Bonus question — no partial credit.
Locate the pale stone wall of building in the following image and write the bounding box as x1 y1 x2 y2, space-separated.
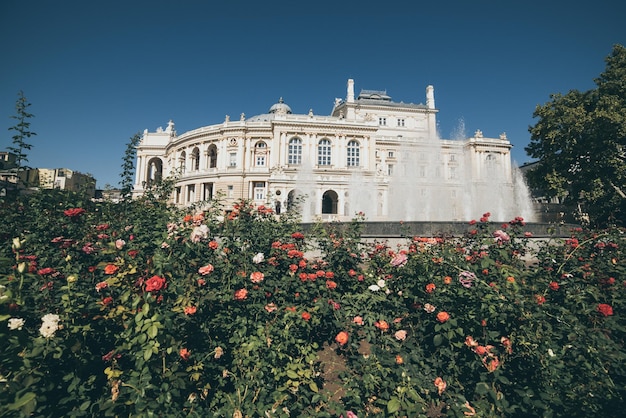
133 79 527 222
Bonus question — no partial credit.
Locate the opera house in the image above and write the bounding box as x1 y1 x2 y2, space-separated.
133 79 531 222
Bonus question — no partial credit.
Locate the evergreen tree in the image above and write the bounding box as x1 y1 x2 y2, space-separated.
526 44 626 227
6 91 36 172
119 132 141 199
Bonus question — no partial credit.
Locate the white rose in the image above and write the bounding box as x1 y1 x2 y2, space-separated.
8 318 25 330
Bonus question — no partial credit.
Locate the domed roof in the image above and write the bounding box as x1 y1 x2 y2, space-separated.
268 97 292 114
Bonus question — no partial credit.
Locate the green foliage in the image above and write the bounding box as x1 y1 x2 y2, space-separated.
526 44 626 227
0 194 625 417
119 133 142 199
6 91 36 175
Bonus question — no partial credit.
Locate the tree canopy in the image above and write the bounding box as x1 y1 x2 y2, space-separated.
526 44 626 227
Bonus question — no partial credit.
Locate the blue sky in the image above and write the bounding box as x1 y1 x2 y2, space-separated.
1 0 624 189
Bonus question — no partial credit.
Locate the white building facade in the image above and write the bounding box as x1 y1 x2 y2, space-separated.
133 79 529 222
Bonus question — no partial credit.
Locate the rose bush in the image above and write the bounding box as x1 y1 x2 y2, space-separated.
0 191 624 417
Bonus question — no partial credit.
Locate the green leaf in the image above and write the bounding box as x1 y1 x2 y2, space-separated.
144 347 153 361
387 397 401 413
147 324 158 339
433 334 443 346
286 370 298 379
476 382 490 395
309 381 319 393
8 392 36 410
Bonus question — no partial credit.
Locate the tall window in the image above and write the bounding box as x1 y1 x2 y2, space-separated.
208 145 217 168
379 117 387 126
253 181 265 200
255 141 267 167
347 140 360 167
397 118 405 127
179 151 186 173
318 139 331 166
288 137 302 165
229 152 237 167
191 147 200 171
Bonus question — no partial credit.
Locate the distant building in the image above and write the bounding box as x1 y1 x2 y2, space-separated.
0 152 19 196
20 168 96 197
0 151 17 170
94 188 123 203
133 79 534 222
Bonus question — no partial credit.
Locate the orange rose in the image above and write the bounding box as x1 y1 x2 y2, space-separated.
374 320 389 331
335 331 349 346
184 306 197 315
326 280 337 289
208 240 219 250
198 264 214 275
434 377 447 395
179 348 190 361
395 355 404 364
443 276 452 284
436 311 450 323
426 283 436 293
301 312 311 321
250 271 265 283
234 288 248 300
104 264 119 275
475 345 487 355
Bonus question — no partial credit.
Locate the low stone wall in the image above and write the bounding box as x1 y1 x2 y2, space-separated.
301 221 579 238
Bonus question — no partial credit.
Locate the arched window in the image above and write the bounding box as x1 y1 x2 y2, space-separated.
208 145 217 168
146 157 163 185
347 140 360 167
322 190 338 214
179 151 186 173
288 137 302 165
318 138 331 166
191 147 200 171
255 141 267 167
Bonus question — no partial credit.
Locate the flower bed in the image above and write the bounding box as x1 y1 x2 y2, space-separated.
1 192 624 417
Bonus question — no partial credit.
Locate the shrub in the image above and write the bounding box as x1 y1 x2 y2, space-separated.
1 194 624 417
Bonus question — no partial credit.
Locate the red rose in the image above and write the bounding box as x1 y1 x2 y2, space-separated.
63 207 86 217
145 275 166 292
104 264 119 275
301 312 311 321
37 267 55 275
549 281 559 291
597 303 614 317
326 280 337 290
